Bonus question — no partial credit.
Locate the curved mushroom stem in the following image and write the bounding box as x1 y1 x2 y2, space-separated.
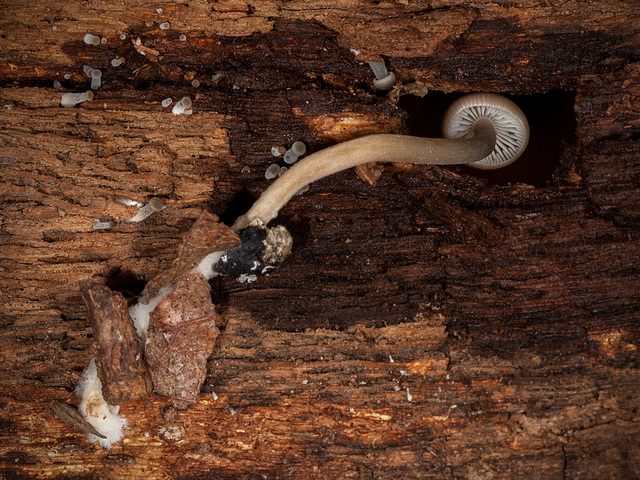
232 118 496 231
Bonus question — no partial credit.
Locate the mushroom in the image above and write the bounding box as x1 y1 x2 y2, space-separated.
367 60 396 90
283 141 307 164
124 197 164 223
172 96 192 115
83 33 100 45
232 93 529 231
60 91 94 108
264 163 280 180
90 69 102 90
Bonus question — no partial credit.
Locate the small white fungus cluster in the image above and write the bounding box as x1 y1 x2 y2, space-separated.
284 141 306 164
75 360 127 449
83 65 102 90
265 141 309 193
171 96 193 115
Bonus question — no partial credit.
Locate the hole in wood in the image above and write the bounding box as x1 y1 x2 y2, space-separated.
398 90 577 187
105 267 146 301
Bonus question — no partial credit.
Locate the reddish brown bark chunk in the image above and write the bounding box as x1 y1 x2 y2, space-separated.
145 274 220 406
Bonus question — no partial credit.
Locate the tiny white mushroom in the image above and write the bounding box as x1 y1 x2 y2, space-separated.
179 34 187 41
271 145 286 157
283 141 307 164
171 96 192 115
119 34 127 40
291 141 306 156
265 163 280 180
111 57 123 67
171 102 185 115
156 7 163 13
90 69 102 90
83 65 94 77
83 33 100 45
271 146 282 157
159 22 170 30
60 91 94 108
367 60 396 90
161 97 173 107
283 149 297 165
124 197 164 223
100 37 107 45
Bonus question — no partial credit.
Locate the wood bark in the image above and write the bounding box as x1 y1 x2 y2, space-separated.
81 283 151 403
0 1 639 479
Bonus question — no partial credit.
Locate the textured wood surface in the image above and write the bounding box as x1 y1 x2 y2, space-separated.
0 0 639 479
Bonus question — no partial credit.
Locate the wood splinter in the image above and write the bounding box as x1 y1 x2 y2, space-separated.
49 399 107 439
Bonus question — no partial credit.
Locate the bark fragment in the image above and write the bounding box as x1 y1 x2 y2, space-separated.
81 283 152 403
145 274 220 408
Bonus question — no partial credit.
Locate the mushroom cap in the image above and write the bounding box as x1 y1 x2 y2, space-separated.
291 141 306 156
443 93 529 170
372 72 396 91
148 197 164 212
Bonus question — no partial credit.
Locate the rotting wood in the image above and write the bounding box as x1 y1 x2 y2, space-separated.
0 0 639 479
81 283 151 403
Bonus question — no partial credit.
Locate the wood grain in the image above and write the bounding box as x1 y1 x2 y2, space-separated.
0 0 638 478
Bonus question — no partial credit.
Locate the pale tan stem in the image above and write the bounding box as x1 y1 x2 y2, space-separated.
233 120 496 231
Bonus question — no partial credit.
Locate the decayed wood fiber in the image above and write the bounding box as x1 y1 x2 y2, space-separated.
0 0 639 479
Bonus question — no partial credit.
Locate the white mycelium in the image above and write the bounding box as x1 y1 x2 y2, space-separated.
75 360 127 449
